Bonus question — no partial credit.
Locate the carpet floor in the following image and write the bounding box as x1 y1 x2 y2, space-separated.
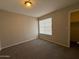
0 39 79 59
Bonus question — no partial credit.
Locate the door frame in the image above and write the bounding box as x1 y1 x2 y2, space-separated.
68 9 79 47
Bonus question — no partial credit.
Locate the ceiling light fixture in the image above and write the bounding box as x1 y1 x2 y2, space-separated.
24 0 32 7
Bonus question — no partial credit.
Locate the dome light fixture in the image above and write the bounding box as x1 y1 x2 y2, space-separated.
24 0 32 7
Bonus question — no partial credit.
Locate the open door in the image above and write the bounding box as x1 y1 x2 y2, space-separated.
70 10 79 47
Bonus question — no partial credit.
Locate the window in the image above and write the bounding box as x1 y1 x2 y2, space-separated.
39 18 52 35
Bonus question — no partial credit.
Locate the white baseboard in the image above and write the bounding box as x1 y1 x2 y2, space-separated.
51 40 70 47
1 39 36 50
41 39 69 47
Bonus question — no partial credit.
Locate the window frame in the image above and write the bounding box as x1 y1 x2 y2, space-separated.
38 17 52 35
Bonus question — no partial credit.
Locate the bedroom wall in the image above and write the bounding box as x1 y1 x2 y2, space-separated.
0 10 38 49
39 3 79 47
0 19 2 51
0 40 1 51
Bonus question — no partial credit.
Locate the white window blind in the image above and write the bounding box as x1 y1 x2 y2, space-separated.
39 18 52 35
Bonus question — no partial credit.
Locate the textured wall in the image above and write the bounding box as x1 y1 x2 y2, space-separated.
0 10 38 49
39 3 79 47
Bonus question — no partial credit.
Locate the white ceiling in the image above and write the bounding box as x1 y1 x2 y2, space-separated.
0 0 79 17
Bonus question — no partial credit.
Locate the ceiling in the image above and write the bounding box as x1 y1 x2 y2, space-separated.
0 0 79 17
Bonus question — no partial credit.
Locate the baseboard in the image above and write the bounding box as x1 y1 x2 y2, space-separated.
1 39 36 50
51 40 70 47
40 39 69 47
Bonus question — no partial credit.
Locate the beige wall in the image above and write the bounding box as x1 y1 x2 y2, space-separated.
0 18 2 50
0 40 1 51
0 10 38 49
39 3 79 47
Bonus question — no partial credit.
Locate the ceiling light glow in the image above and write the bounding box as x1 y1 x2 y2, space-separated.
24 0 32 7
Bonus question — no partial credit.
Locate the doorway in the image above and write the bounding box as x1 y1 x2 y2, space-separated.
70 9 79 47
